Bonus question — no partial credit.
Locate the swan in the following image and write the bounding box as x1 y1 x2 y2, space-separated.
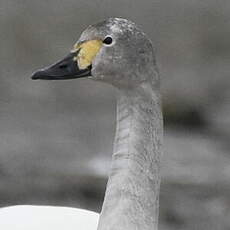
0 18 163 230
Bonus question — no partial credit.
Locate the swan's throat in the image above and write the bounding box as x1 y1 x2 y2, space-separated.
97 85 163 230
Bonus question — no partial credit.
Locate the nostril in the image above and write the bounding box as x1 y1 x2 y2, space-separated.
59 64 68 69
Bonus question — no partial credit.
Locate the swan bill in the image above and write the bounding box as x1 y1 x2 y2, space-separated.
31 39 104 80
31 51 92 80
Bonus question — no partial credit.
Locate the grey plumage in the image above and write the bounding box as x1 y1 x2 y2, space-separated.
81 18 163 230
3 18 163 230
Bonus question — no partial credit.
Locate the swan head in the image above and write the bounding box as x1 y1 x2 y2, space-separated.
32 18 158 89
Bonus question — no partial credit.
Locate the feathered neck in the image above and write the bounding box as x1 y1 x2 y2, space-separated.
97 83 163 230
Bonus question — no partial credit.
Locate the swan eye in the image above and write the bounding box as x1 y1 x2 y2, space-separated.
103 36 113 45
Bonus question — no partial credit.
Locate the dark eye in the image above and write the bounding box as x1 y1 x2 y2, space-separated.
103 36 113 45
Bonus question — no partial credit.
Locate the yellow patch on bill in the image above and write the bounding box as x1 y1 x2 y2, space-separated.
72 40 103 69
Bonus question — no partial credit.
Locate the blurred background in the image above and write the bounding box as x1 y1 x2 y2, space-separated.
0 0 230 229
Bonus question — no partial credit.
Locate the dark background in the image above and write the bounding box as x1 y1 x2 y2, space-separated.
0 0 230 229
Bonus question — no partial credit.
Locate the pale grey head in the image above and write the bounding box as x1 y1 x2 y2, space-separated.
31 18 159 90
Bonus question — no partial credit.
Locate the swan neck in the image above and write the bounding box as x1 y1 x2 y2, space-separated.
97 84 163 230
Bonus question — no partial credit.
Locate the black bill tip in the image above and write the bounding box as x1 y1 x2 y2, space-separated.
31 69 46 80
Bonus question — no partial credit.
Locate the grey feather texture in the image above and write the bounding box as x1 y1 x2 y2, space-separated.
79 18 159 89
82 18 163 230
